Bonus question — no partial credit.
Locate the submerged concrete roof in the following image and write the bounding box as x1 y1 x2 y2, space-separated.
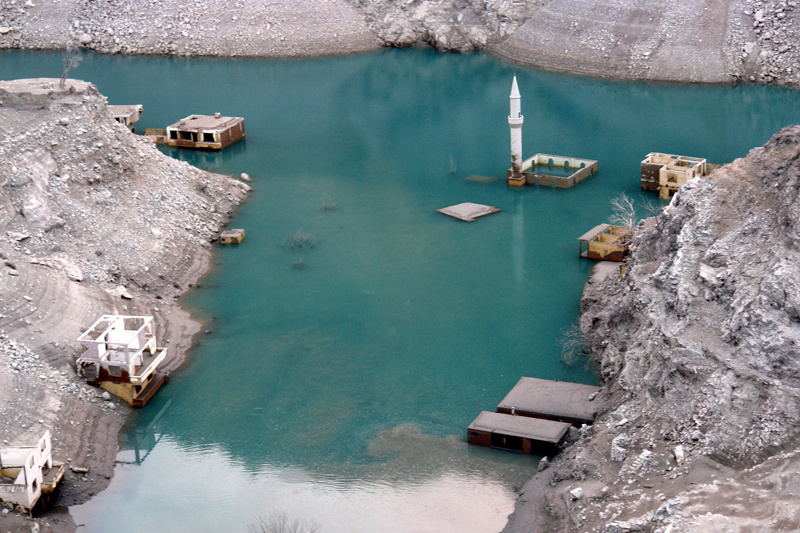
437 202 500 222
469 411 570 443
497 377 602 423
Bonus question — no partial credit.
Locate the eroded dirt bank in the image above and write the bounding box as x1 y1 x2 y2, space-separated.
0 78 249 532
2 0 800 84
505 126 800 532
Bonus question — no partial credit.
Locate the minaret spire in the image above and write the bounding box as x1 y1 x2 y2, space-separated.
508 75 524 185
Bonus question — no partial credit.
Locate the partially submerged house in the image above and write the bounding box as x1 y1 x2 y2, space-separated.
468 411 571 455
219 228 245 244
578 224 631 262
641 152 713 199
165 113 245 150
76 315 168 407
0 431 64 513
108 105 143 132
467 377 603 454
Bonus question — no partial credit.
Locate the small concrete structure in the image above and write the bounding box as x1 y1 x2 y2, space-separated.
76 315 168 406
578 224 631 262
468 411 571 454
437 202 500 222
165 113 245 150
641 152 710 199
509 153 599 188
496 377 602 426
0 431 64 513
108 105 143 132
219 228 245 244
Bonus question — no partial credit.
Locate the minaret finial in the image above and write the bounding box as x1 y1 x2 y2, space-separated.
510 75 521 99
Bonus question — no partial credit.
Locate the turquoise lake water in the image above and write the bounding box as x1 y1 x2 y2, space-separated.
3 48 800 532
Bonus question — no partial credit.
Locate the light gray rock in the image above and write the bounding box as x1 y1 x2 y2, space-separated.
568 487 584 500
568 126 800 531
537 456 550 472
611 434 630 462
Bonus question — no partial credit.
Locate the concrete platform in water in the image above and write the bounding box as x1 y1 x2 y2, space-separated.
507 153 598 188
165 113 245 150
497 377 602 426
468 411 571 454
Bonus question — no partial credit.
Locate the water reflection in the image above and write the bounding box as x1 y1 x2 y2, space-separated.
116 399 171 466
512 196 525 288
159 138 249 173
80 423 530 533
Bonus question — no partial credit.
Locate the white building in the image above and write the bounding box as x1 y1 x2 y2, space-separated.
0 431 64 512
76 315 169 406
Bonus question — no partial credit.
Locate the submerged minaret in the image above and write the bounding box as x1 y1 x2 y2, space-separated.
508 75 524 185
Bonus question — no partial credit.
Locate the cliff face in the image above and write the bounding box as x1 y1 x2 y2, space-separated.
505 126 800 532
586 126 800 468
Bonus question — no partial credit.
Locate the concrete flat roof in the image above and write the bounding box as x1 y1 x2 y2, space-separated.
469 411 571 443
578 224 612 242
497 377 601 423
167 114 243 131
437 202 500 222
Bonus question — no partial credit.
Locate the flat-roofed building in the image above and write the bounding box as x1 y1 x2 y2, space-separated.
165 113 245 150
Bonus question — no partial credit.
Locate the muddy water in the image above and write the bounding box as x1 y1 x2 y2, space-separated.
4 48 800 532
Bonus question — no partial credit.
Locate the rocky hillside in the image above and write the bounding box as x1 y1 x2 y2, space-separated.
0 0 379 57
350 0 538 51
505 126 800 531
2 0 800 84
0 78 249 531
493 0 800 85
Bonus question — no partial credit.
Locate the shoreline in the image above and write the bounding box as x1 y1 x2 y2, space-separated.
2 0 799 86
0 78 250 532
506 126 800 531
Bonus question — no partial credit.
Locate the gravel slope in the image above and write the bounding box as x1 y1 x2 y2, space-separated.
0 78 249 532
0 0 380 57
492 0 746 82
